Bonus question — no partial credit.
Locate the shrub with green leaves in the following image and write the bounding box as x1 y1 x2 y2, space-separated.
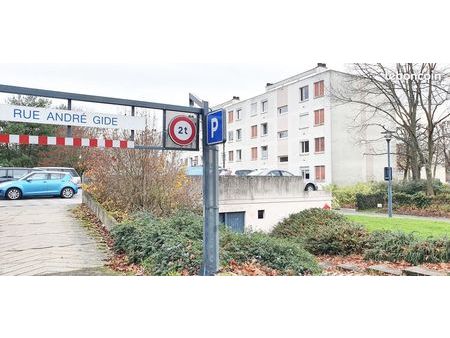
272 208 369 255
112 211 203 275
111 210 320 275
221 230 320 275
355 192 386 210
364 231 450 265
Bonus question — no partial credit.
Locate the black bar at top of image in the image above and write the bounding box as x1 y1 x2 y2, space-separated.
0 84 202 114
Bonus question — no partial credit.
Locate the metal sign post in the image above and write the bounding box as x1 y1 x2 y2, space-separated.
189 95 226 276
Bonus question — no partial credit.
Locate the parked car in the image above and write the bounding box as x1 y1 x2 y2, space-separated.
0 171 79 200
186 166 203 176
34 167 81 187
247 169 318 191
234 169 254 177
0 167 43 183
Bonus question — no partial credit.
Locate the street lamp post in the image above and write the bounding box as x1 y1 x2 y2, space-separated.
382 131 393 218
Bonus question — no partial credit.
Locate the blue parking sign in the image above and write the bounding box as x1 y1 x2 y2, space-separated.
206 109 226 145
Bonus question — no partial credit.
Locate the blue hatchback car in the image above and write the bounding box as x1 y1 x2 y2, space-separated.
0 171 78 200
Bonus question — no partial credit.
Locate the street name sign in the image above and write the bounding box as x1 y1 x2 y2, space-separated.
206 109 226 145
0 104 146 130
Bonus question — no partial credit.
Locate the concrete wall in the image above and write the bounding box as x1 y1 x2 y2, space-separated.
82 191 118 231
218 176 332 232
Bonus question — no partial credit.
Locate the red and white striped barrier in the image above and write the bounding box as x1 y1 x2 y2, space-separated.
0 134 134 149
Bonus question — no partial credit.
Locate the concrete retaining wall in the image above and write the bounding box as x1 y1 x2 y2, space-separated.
82 191 118 231
218 176 332 232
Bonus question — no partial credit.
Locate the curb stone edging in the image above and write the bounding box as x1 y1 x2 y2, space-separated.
402 266 447 276
82 191 118 231
366 264 402 276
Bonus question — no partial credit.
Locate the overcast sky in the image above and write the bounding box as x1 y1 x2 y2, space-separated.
0 63 345 111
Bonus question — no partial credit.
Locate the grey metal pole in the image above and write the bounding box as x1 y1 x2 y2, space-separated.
201 100 219 276
67 99 72 137
130 106 135 141
387 139 393 218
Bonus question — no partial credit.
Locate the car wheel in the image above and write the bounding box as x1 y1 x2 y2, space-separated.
6 188 22 200
61 187 74 199
305 184 316 192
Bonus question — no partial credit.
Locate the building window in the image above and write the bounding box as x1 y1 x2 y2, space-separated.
278 105 288 114
228 110 234 123
251 125 258 138
251 147 258 160
228 130 234 142
261 123 268 136
299 113 309 129
300 140 310 154
314 80 324 97
261 100 268 113
228 151 234 162
279 156 289 163
236 109 242 120
261 146 268 160
300 85 309 101
258 210 265 219
314 109 325 126
251 102 257 115
236 128 242 141
300 166 310 180
315 137 325 153
278 130 288 139
236 149 242 161
315 165 325 181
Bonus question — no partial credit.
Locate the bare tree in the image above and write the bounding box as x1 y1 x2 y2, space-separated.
332 63 450 195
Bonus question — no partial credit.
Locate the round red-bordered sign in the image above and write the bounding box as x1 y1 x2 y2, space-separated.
168 115 197 146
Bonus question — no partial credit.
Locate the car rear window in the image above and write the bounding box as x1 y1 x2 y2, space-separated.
50 173 65 180
69 169 79 177
12 169 29 178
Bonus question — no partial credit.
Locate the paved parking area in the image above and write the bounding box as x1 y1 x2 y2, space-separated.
0 191 107 276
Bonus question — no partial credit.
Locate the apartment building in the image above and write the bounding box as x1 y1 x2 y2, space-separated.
185 64 392 186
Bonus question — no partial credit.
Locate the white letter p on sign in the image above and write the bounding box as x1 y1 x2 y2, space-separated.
211 118 218 138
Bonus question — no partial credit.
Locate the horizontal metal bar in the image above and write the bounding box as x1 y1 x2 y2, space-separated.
0 84 202 114
133 145 166 150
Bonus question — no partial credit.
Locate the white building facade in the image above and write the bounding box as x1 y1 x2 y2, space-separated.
185 64 394 186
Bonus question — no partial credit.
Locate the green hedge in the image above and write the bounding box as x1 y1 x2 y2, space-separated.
272 208 369 255
364 231 450 265
393 192 432 208
111 210 320 275
355 192 386 210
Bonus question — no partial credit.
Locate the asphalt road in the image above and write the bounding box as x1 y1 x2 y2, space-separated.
0 191 107 276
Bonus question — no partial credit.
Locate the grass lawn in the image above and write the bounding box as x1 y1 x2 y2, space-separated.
346 214 450 238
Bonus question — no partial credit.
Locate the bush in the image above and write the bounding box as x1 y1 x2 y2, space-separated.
272 208 369 255
431 193 450 205
83 129 202 218
112 210 320 275
112 211 203 275
411 192 432 208
393 192 431 209
327 182 380 209
392 192 414 206
406 238 450 264
364 231 417 262
364 231 450 265
393 179 444 195
355 192 386 210
221 230 320 275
